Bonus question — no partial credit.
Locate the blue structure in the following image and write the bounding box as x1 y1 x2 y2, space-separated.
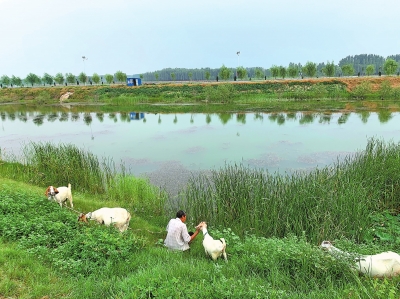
126 77 142 86
130 112 145 120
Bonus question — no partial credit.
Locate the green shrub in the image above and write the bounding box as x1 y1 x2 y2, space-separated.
352 81 372 100
379 80 393 100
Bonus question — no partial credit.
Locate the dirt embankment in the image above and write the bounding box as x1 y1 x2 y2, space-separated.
1 76 400 104
298 76 400 91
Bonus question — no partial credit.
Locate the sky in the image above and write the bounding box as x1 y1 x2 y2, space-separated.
1 0 399 78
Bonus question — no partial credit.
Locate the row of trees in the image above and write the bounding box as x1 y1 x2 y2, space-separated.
164 59 399 82
0 71 130 87
339 54 400 74
268 59 399 79
141 54 400 81
1 54 400 87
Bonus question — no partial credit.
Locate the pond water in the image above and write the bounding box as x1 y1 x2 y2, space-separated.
1 110 400 178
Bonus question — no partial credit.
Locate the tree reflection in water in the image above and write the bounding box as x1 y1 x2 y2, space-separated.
83 113 92 125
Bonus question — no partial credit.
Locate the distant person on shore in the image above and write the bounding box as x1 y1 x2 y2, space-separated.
164 210 202 251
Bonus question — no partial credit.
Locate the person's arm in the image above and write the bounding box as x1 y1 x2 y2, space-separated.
189 227 201 243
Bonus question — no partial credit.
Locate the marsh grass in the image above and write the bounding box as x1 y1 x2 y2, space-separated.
22 142 108 193
182 138 400 243
107 174 166 219
3 139 400 297
0 142 168 219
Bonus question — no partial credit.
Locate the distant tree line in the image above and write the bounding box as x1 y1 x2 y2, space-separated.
1 54 400 87
339 54 400 75
140 54 400 82
0 70 129 88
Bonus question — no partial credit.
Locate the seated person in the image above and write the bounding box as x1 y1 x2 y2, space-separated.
164 210 201 251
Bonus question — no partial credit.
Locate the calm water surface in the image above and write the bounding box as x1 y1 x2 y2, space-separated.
1 110 400 178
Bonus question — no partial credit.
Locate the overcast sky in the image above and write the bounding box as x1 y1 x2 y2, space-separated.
1 0 399 78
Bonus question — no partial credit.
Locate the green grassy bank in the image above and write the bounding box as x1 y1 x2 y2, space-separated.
1 139 400 298
2 77 400 114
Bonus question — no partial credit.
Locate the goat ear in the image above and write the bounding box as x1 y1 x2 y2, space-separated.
45 187 50 196
54 188 59 194
78 213 85 222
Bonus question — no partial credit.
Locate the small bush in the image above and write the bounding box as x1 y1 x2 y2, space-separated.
352 81 372 100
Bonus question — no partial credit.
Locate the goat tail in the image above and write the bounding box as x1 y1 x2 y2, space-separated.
68 183 71 190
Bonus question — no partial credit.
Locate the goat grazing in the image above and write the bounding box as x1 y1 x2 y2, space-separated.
321 240 400 278
198 222 227 262
45 184 73 208
78 207 131 232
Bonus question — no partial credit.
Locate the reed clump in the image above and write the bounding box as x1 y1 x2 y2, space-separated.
0 142 167 218
182 138 400 243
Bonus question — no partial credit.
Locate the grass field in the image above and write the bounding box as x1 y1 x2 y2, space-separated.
1 139 400 298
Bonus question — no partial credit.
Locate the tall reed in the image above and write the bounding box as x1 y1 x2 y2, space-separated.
0 142 167 218
181 138 400 243
20 142 109 193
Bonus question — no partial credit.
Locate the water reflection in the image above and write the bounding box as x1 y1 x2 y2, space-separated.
83 113 92 125
0 110 397 126
378 110 393 123
276 113 285 125
120 112 128 122
109 113 117 123
129 112 144 120
254 113 263 121
18 112 27 122
319 113 331 123
357 111 370 123
96 112 104 122
206 114 211 124
299 113 314 124
2 109 400 178
236 113 246 124
33 114 44 125
286 112 296 120
219 113 232 124
60 112 68 122
48 112 58 122
338 113 350 124
71 112 80 121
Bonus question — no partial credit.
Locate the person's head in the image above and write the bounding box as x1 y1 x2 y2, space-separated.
176 210 187 222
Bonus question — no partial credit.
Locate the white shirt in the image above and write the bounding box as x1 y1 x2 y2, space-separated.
164 218 191 251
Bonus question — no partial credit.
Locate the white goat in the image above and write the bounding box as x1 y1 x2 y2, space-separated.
198 222 227 262
78 207 131 232
321 240 400 278
45 184 73 208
